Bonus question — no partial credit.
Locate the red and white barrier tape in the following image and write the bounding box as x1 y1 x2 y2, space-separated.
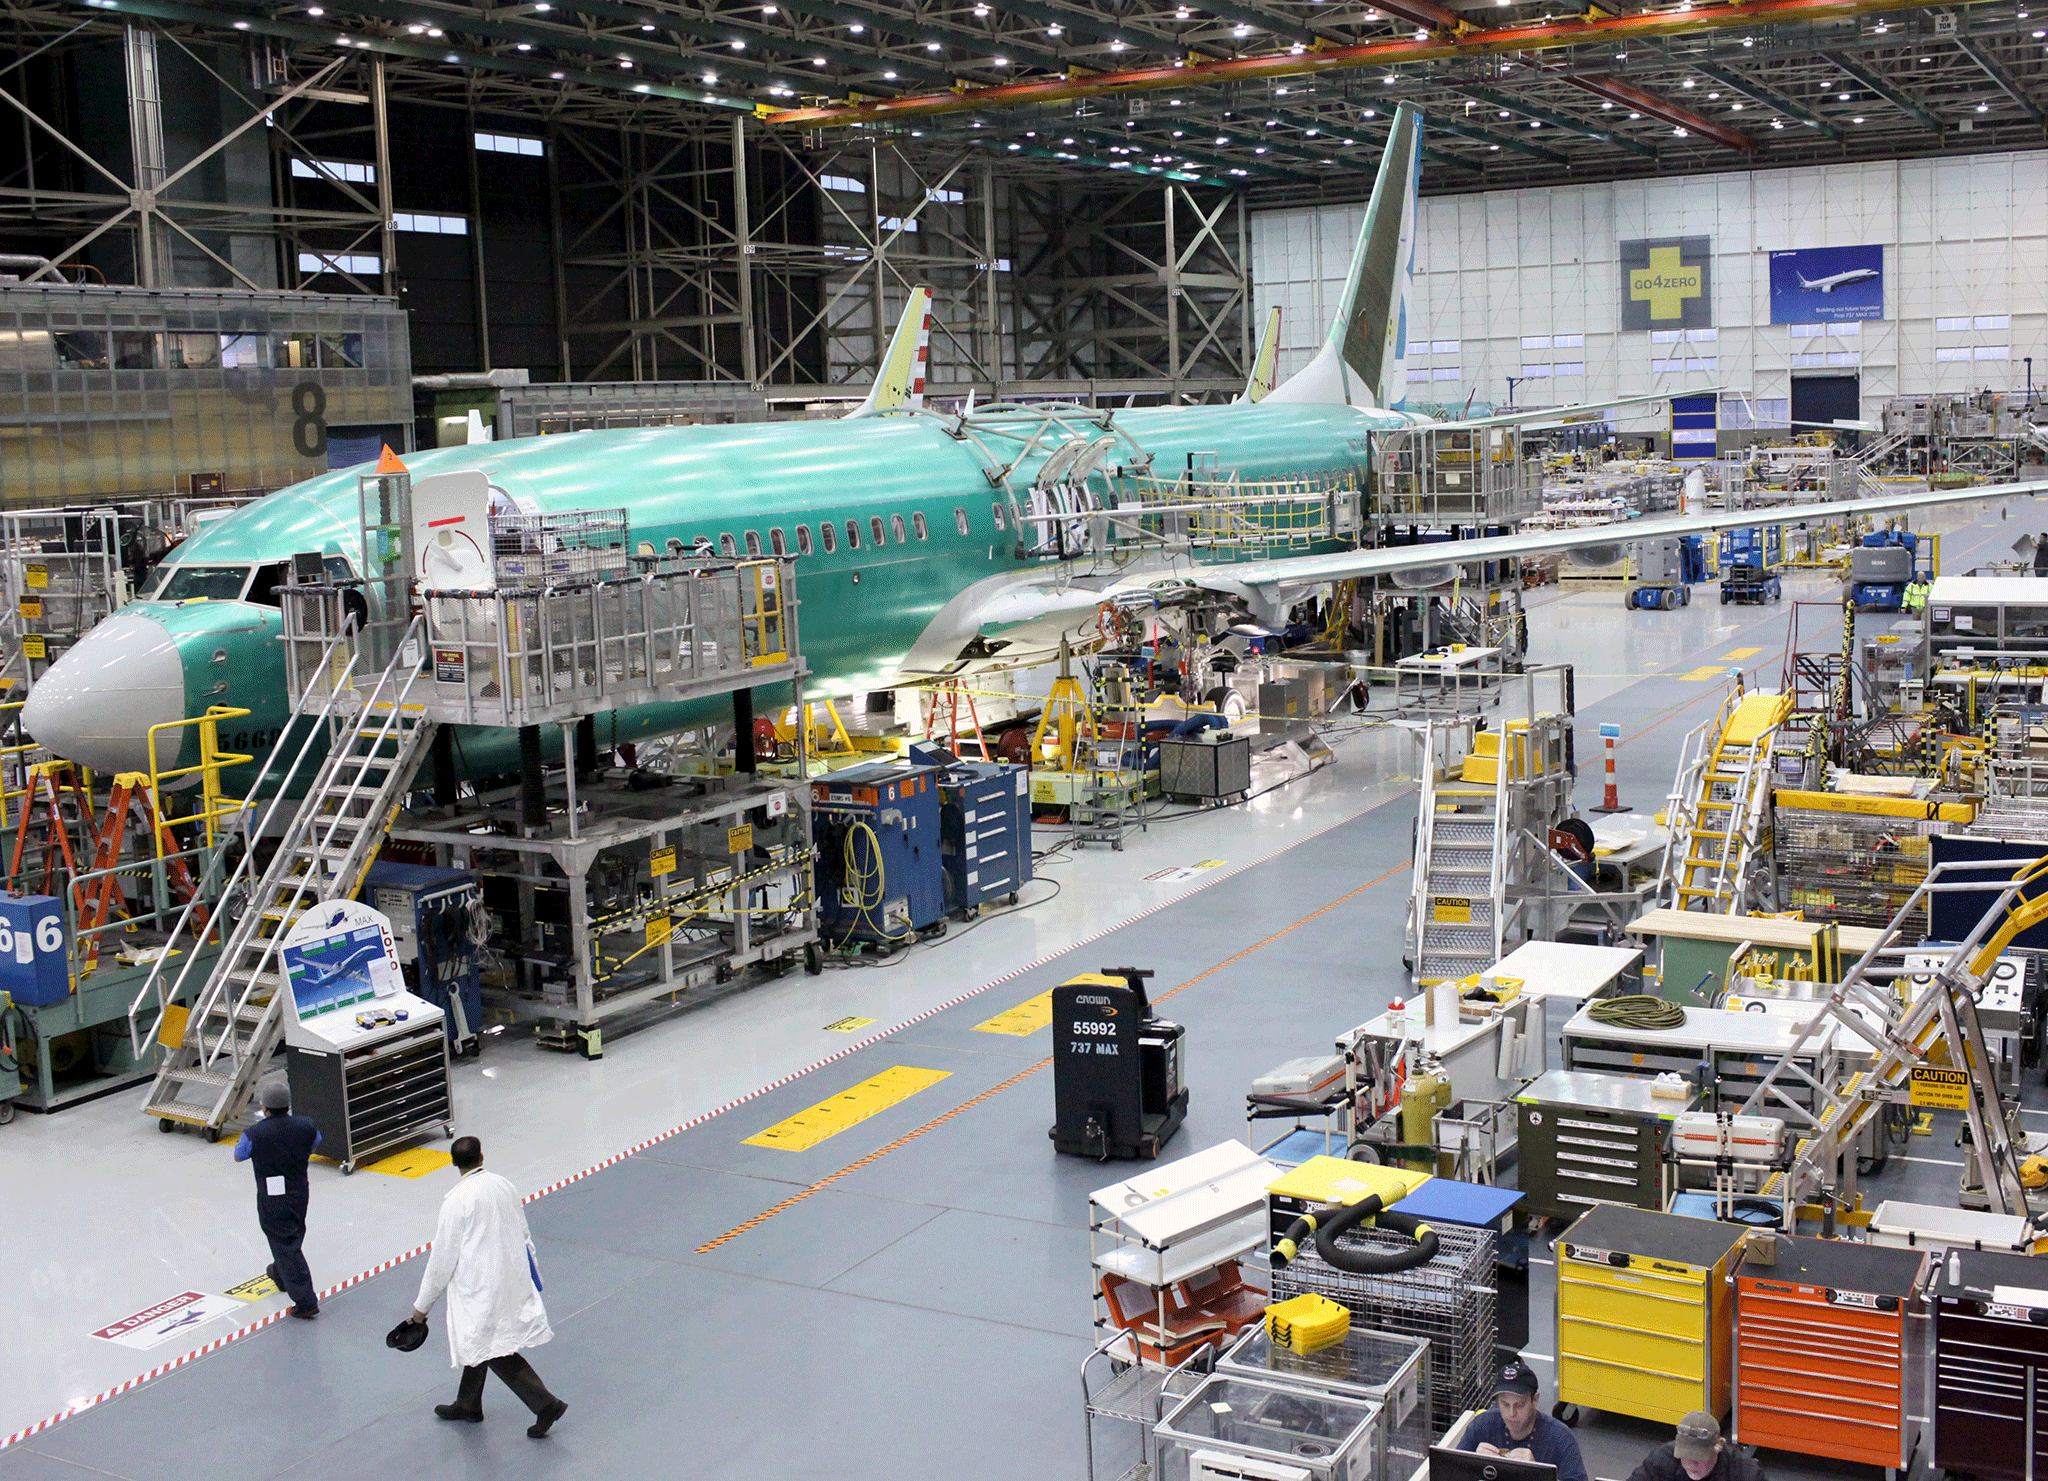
1 801 1371 1452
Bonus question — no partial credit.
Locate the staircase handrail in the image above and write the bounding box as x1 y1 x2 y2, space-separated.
193 615 430 1079
127 623 362 1056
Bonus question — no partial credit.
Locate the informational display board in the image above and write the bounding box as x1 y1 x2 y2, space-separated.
1620 236 1713 331
1769 245 1884 323
281 899 403 1022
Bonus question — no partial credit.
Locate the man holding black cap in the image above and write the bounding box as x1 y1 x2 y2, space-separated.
1627 1412 1765 1481
233 1077 322 1319
1454 1359 1589 1481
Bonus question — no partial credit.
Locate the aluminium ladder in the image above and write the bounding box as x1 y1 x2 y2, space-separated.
138 617 436 1137
1408 717 1569 984
1658 689 1790 914
1736 856 2048 1225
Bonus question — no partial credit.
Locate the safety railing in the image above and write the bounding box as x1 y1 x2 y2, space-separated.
145 707 256 857
282 556 797 730
0 699 44 832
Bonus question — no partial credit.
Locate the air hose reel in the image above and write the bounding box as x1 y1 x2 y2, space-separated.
1272 1190 1441 1275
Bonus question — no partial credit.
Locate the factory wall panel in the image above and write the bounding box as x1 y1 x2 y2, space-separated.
1251 147 2048 424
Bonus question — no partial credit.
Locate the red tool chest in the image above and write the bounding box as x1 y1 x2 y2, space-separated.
1735 1234 1926 1470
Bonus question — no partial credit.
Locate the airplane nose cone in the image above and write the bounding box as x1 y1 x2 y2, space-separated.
22 611 187 774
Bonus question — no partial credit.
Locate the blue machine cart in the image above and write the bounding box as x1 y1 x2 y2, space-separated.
360 861 485 1056
934 759 1033 915
811 762 946 948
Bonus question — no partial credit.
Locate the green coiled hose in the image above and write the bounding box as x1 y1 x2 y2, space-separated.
1587 994 1688 1030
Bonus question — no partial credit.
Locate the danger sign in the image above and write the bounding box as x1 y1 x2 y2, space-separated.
1909 1066 1969 1110
92 1290 241 1350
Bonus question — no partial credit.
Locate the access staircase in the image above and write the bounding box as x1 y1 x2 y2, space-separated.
1852 427 1910 473
135 616 435 1137
1738 857 2048 1223
1659 689 1791 914
1408 718 1567 984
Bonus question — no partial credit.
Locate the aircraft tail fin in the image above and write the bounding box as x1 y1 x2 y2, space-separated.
1264 103 1422 409
845 287 932 418
1238 306 1282 403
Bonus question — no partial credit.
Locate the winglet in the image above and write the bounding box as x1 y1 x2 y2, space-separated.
845 287 933 418
375 445 408 474
1238 306 1282 404
1264 103 1422 410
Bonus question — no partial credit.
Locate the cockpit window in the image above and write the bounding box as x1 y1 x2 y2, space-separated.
152 565 251 603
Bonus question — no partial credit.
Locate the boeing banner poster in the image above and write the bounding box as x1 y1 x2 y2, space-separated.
1768 245 1884 323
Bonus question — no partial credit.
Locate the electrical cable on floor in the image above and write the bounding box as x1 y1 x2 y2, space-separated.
1587 994 1687 1030
821 876 1064 970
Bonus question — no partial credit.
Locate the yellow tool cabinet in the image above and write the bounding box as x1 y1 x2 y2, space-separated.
1555 1205 1745 1425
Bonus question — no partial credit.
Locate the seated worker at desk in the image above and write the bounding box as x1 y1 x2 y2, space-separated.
1455 1360 1589 1481
1627 1412 1765 1481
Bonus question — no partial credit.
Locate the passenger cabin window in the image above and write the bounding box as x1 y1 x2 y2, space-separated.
665 538 685 557
912 512 927 541
845 520 861 550
990 503 1007 531
718 533 737 557
891 514 908 543
820 522 837 553
870 516 886 546
954 507 969 536
796 525 813 556
744 530 762 556
770 528 786 556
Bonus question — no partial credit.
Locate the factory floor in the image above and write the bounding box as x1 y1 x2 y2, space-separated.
0 491 2033 1479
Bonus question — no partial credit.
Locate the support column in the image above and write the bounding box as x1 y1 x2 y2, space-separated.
123 26 169 288
371 56 395 296
548 129 570 380
519 723 547 834
1164 185 1181 395
466 106 492 370
981 155 998 397
733 689 756 774
732 116 757 387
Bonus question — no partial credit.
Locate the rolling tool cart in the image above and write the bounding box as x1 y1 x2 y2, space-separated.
1515 1069 1694 1221
1733 1234 1926 1470
1217 1325 1433 1479
811 761 945 947
1933 1249 2048 1481
930 757 1031 916
1555 1205 1744 1426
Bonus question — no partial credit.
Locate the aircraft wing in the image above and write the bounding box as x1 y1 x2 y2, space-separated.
1428 386 1732 433
1149 476 2044 602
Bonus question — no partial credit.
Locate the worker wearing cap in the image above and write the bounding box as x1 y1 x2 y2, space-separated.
1627 1411 1765 1481
1455 1360 1589 1481
233 1078 323 1319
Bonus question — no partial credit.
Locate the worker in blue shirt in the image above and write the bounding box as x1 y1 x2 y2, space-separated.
234 1078 322 1319
1456 1359 1589 1481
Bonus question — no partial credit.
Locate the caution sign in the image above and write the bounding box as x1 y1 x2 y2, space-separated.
1433 896 1473 925
1909 1066 1969 1110
24 562 47 589
646 915 672 948
433 648 464 683
650 845 676 877
21 634 45 660
727 823 753 854
18 599 39 621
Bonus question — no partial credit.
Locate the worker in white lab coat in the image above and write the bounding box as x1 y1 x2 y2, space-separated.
402 1136 568 1438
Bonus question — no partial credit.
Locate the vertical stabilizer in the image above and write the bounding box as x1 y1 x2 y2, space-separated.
845 286 933 417
1238 306 1283 403
1264 104 1422 409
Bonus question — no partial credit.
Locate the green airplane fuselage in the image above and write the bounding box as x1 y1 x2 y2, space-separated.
114 401 1389 776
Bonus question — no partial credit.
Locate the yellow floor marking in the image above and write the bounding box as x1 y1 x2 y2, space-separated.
973 990 1055 1036
1192 859 1227 870
823 1015 876 1032
225 1273 279 1301
743 1066 952 1152
309 1145 454 1178
1720 647 1763 660
361 1146 454 1178
1678 665 1731 682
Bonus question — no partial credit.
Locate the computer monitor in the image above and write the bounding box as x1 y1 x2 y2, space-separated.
1430 1447 1560 1481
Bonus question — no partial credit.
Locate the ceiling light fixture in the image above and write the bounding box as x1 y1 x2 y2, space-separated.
848 20 862 29
640 22 653 30
883 68 895 77
516 40 530 49
1233 23 1251 35
731 38 744 47
1361 107 1376 116
1047 23 1061 34
1111 38 1125 49
925 40 940 49
992 55 1008 65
